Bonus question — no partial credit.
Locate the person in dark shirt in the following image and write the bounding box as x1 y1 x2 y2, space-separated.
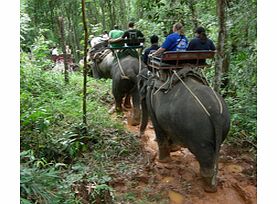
187 27 216 65
122 22 144 46
109 21 144 46
187 26 216 51
143 35 160 65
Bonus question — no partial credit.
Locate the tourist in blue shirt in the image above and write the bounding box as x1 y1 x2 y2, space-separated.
151 22 188 56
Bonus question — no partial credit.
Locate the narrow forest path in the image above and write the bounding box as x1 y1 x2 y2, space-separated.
113 111 257 204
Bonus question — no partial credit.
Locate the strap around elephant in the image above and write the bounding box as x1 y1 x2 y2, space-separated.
173 70 211 117
114 50 129 79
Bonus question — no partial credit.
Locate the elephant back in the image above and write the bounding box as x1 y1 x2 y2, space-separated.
152 68 208 93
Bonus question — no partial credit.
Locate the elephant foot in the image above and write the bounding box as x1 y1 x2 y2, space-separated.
122 105 131 111
130 118 140 126
123 101 132 109
139 131 145 137
170 145 182 152
158 147 171 163
108 106 116 114
157 156 172 163
108 105 122 114
201 168 218 193
124 104 132 109
129 109 140 126
202 177 217 193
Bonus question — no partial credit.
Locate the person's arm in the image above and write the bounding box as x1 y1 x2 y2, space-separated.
138 30 144 38
108 37 123 43
151 47 166 56
108 30 127 43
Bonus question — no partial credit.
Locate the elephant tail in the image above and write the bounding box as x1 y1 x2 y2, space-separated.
210 113 224 156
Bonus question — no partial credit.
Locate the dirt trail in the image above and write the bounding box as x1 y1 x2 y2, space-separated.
116 112 257 204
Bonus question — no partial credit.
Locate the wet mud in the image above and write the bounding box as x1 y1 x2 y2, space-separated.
114 111 257 204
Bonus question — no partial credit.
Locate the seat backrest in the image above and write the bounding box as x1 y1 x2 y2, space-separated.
161 50 216 61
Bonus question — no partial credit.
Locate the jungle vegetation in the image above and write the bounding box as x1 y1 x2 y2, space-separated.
20 0 256 203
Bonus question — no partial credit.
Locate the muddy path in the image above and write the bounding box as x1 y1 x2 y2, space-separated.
113 111 257 204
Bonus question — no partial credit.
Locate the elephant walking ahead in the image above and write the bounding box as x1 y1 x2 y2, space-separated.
138 68 230 192
90 48 142 125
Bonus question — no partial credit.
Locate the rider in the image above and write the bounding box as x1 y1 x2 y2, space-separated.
187 26 216 64
109 25 124 48
109 21 144 46
187 26 215 51
143 35 160 65
151 22 188 56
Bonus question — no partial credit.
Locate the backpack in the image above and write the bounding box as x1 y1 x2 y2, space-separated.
129 31 138 39
176 35 188 51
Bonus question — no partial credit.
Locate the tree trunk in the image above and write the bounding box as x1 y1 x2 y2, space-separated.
188 0 199 29
119 0 127 28
106 0 114 30
81 0 88 125
58 16 69 84
214 0 229 92
99 1 106 31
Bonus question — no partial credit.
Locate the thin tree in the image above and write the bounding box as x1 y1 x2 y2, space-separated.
58 16 69 84
81 0 88 125
214 0 229 92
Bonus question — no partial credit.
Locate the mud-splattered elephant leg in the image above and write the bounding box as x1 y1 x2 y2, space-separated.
193 146 218 193
156 137 171 163
129 87 141 126
112 80 124 113
123 94 132 109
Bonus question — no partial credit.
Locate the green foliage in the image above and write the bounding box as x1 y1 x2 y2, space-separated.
20 1 257 202
20 40 142 202
225 46 257 145
20 150 62 203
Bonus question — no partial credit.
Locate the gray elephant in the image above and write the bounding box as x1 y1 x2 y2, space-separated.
90 49 142 125
138 68 230 192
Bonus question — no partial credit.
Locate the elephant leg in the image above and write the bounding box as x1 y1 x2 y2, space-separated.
193 146 218 193
200 162 218 193
129 89 141 126
139 99 148 136
115 97 123 113
156 135 171 162
112 80 124 113
123 94 132 109
92 62 100 79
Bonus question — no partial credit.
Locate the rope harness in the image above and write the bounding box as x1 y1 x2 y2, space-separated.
114 50 129 79
149 68 223 118
113 48 142 80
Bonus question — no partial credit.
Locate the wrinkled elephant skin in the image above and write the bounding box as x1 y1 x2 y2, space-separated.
138 68 230 192
91 52 142 125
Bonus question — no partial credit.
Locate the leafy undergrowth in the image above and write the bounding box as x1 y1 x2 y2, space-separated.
20 52 145 203
20 48 256 203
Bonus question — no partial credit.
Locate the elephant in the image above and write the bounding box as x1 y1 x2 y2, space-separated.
138 68 230 192
89 48 142 125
